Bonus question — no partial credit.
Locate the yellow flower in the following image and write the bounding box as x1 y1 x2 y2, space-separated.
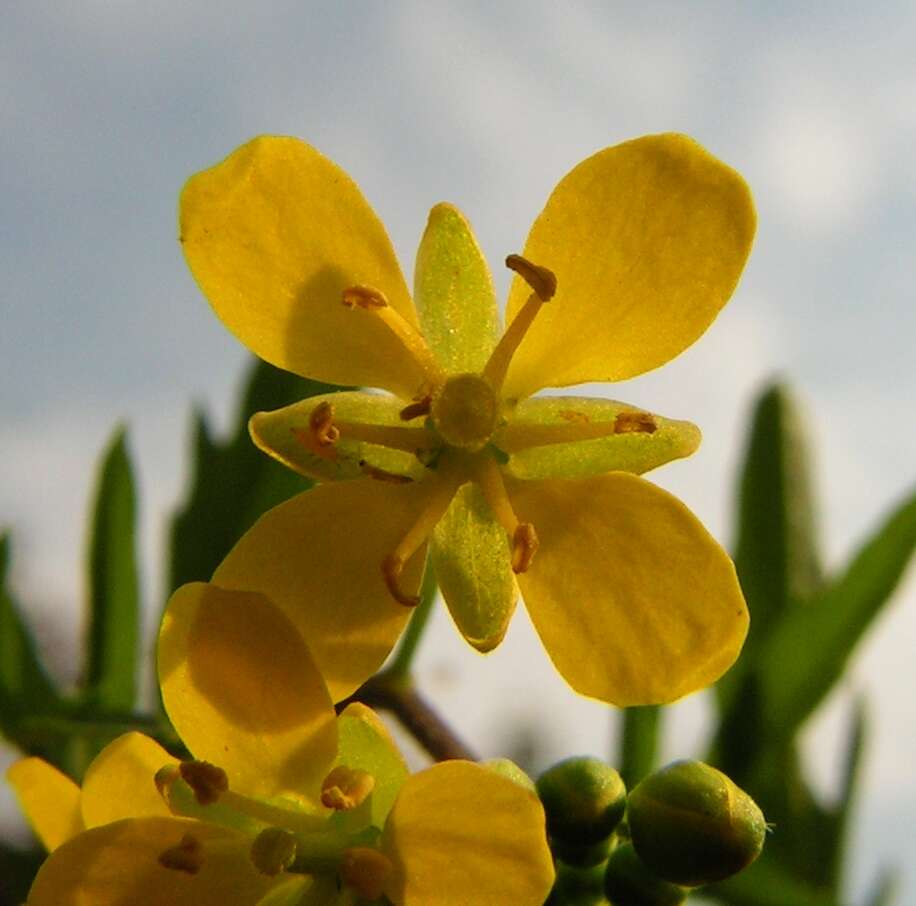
179 133 755 706
8 584 554 905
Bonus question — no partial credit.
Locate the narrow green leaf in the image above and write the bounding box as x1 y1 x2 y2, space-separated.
84 427 139 711
719 383 823 710
167 358 336 594
0 533 58 729
618 705 660 789
758 488 916 741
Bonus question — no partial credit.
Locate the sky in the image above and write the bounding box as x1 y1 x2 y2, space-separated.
2 1 914 900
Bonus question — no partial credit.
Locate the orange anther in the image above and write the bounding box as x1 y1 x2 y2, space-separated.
309 401 340 446
382 554 420 607
511 522 539 573
506 254 557 301
613 411 658 434
399 395 432 421
342 284 389 309
158 833 204 875
179 761 228 806
321 766 376 811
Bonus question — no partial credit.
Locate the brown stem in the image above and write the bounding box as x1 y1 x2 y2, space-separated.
337 673 478 763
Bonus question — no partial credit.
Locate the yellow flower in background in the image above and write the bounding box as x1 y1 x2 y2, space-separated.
8 584 554 906
179 133 755 706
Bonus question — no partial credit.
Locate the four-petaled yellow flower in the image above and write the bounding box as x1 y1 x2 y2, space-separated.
8 584 554 905
179 133 756 706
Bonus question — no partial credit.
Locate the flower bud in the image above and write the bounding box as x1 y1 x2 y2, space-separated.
545 862 608 905
481 757 537 793
627 760 765 886
551 835 610 869
604 844 686 906
537 757 627 846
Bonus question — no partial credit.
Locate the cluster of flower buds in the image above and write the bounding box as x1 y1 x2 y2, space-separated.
536 757 766 905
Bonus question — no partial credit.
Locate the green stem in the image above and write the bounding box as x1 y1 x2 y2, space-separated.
385 557 438 680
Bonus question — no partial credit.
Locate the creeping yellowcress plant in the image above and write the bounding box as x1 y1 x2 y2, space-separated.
178 132 755 706
9 584 554 906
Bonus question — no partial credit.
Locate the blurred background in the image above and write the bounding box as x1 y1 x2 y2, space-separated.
2 1 914 901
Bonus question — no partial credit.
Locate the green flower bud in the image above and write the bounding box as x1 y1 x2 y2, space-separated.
604 844 686 906
537 757 627 846
627 760 766 886
546 862 609 905
552 834 611 869
480 757 537 793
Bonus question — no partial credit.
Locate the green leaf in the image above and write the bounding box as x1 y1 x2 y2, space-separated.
0 842 44 904
0 533 58 734
167 358 335 593
617 705 660 790
84 427 139 711
758 487 916 742
719 383 823 711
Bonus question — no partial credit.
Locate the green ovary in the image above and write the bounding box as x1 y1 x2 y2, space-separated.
430 373 501 450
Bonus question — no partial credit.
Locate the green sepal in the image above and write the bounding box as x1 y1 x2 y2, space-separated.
499 396 700 481
333 704 409 830
84 427 139 712
431 482 518 652
413 202 500 373
250 391 425 483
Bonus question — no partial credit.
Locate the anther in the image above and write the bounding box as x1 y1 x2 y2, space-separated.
511 523 539 573
250 827 298 876
320 766 376 811
339 847 393 901
342 284 389 309
506 254 557 301
158 833 204 875
400 395 432 421
309 401 340 446
179 761 228 806
382 554 420 607
614 411 658 434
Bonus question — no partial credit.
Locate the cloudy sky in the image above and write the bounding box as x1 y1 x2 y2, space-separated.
2 1 914 899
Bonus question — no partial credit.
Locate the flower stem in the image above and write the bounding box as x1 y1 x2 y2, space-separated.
386 557 438 680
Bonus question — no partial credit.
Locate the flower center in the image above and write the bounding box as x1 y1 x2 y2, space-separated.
431 373 500 450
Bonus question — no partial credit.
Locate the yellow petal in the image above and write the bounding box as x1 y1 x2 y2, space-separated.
6 758 83 851
212 480 431 701
502 134 756 399
500 396 701 480
159 583 338 802
81 733 176 828
180 136 425 397
382 760 554 906
27 816 280 906
250 391 426 482
513 473 748 705
431 482 518 651
413 203 499 373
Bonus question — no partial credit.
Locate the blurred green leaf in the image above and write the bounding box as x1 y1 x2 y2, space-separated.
864 869 899 906
758 487 916 743
168 358 337 594
704 854 838 906
0 534 58 735
618 705 660 790
719 383 823 711
83 427 139 712
0 842 43 905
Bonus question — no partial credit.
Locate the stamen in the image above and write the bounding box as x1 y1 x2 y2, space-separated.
505 254 557 301
475 457 539 574
399 395 432 421
339 847 393 901
179 761 228 806
158 833 204 875
614 411 658 434
342 284 444 385
310 401 340 446
512 523 539 573
250 827 298 876
320 766 375 811
483 254 557 391
382 472 462 606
